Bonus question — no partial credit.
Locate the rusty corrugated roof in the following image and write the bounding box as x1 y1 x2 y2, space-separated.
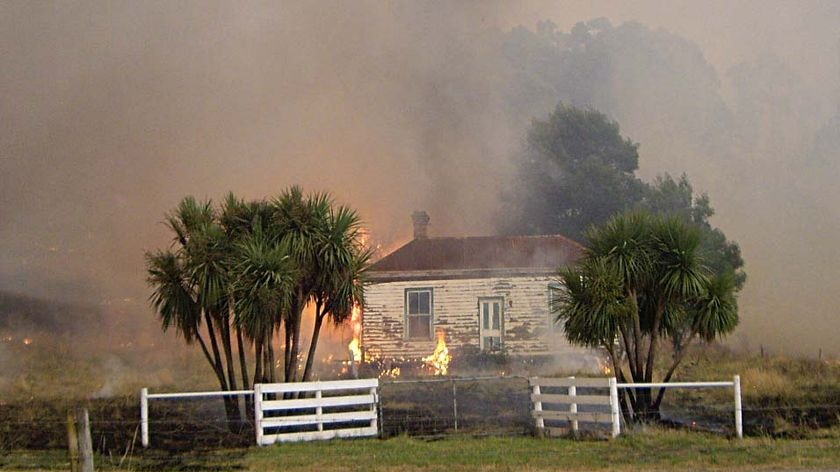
369 234 584 272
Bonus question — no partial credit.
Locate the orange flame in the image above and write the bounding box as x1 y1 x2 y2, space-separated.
422 330 451 376
348 304 362 362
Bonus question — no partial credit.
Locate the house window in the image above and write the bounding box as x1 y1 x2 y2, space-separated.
548 283 563 332
479 297 503 351
405 288 433 340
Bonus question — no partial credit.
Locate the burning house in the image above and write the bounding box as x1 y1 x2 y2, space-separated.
360 212 589 365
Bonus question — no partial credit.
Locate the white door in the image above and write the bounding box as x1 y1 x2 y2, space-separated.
479 298 503 351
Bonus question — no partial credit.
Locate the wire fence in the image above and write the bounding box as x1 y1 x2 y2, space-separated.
2 376 838 453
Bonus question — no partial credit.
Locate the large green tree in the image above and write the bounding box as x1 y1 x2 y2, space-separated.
504 104 644 239
555 212 738 421
505 104 745 289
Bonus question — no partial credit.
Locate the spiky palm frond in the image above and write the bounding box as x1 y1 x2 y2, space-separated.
182 219 230 311
652 216 708 301
145 250 201 342
231 228 297 340
165 196 216 246
311 203 372 325
693 271 738 341
585 212 654 289
271 187 332 275
556 258 629 348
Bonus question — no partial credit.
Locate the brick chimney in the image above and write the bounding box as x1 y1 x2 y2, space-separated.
411 211 430 239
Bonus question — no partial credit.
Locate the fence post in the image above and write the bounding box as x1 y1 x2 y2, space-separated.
452 379 459 432
734 375 743 439
609 377 620 438
372 385 381 437
254 384 264 446
568 376 578 434
140 388 149 448
67 407 94 472
316 388 324 432
532 379 544 431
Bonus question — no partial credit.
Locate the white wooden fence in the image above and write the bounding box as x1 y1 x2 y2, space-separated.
529 375 744 439
254 378 380 445
617 375 743 438
530 376 621 438
140 388 254 448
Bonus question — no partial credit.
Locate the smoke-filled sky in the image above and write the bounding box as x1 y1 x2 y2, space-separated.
2 1 839 357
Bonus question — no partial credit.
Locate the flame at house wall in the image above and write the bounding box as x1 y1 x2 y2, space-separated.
348 303 362 362
422 330 452 376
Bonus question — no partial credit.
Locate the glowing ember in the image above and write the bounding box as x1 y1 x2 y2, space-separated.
348 303 362 362
379 366 401 378
600 358 613 375
23 338 32 346
422 331 451 376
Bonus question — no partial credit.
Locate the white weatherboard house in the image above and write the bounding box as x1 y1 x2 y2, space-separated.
361 212 589 360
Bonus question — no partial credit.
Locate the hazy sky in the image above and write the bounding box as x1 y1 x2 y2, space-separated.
2 1 838 357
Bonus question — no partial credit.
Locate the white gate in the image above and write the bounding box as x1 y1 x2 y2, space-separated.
530 377 620 438
254 378 380 445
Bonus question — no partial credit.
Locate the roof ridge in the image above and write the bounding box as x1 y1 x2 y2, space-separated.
369 232 584 273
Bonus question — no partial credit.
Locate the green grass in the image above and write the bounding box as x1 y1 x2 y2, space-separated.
7 430 837 471
249 431 840 471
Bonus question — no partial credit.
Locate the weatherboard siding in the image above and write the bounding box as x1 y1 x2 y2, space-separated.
362 276 577 359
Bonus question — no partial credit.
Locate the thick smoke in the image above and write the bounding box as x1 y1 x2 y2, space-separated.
2 1 839 365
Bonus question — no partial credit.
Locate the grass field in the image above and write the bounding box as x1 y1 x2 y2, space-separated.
3 429 840 471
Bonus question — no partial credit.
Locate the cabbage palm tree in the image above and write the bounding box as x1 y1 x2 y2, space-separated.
148 188 371 403
146 196 242 424
270 187 331 382
268 187 372 383
555 211 738 421
300 204 372 382
231 222 296 385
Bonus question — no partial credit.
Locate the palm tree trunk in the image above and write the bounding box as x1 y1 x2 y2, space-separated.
236 327 250 389
236 327 253 421
203 311 239 430
628 289 643 379
283 316 292 381
652 330 697 410
285 299 305 383
253 337 264 386
221 309 239 389
618 324 638 379
203 311 229 390
193 327 217 373
301 312 325 382
219 312 240 421
645 299 666 384
266 340 276 383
